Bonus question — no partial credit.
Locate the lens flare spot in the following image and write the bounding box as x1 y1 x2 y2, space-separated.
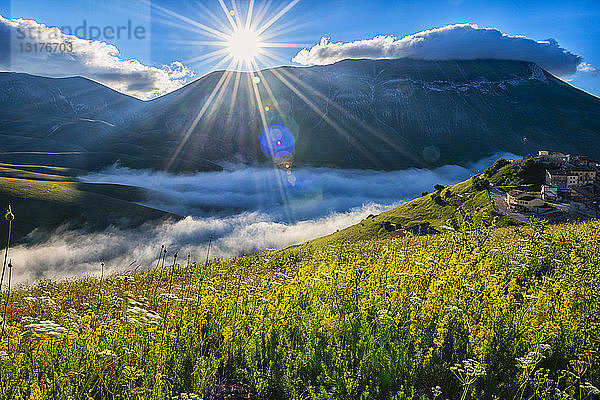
260 124 295 158
253 76 261 84
264 105 270 112
229 10 235 16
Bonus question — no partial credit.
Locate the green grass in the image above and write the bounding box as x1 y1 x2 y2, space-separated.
310 175 517 247
310 158 550 246
483 158 552 190
0 165 177 243
0 163 86 178
1 218 599 399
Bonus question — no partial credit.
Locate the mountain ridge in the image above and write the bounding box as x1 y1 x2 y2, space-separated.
1 58 600 172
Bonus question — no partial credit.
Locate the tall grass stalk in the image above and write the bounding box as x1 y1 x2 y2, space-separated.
0 205 14 293
205 234 213 267
1 261 12 341
97 262 104 313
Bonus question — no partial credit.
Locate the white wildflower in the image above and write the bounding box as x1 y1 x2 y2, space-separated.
275 272 292 280
554 388 574 399
0 351 9 365
158 293 180 301
581 382 600 395
98 349 115 358
126 306 161 327
450 359 486 379
445 306 464 315
377 309 394 322
516 351 544 370
532 344 551 352
23 320 68 339
410 297 423 306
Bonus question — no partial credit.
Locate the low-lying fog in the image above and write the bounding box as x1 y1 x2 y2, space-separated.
8 154 516 284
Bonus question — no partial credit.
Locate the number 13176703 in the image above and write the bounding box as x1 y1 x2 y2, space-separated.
19 42 74 53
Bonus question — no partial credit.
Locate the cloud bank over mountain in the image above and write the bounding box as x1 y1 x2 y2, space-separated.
0 14 194 99
293 23 592 77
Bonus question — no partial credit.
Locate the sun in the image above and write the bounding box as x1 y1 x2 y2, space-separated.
152 0 303 72
226 28 263 63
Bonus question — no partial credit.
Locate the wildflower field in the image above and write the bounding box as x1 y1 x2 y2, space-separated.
1 217 599 399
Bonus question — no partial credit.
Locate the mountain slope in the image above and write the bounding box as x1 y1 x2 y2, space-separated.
113 59 600 170
307 157 550 246
1 59 600 172
0 72 221 172
0 163 179 244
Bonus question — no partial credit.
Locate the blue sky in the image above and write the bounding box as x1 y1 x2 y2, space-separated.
1 0 599 97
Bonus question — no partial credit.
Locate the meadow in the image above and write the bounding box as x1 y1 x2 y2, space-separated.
0 212 599 399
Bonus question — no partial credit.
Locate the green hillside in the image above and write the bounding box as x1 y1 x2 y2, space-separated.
1 218 598 399
0 163 178 243
483 157 553 190
310 158 547 246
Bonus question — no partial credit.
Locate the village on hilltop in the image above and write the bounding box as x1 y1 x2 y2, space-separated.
505 151 600 219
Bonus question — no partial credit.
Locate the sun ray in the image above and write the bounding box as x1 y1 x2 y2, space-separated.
245 69 294 222
245 0 255 30
143 0 230 40
153 0 313 177
228 65 243 113
258 15 311 41
165 58 238 172
183 48 230 65
259 42 307 48
193 0 235 33
255 0 301 36
177 40 230 47
248 0 272 31
267 68 384 168
275 67 422 165
217 0 238 30
256 48 295 65
249 60 302 165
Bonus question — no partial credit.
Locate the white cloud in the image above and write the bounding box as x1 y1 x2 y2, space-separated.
577 62 599 77
8 153 516 284
292 23 590 77
0 15 195 99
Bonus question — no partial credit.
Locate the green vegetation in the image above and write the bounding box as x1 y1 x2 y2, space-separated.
1 216 599 399
0 163 177 244
483 158 552 191
312 158 550 246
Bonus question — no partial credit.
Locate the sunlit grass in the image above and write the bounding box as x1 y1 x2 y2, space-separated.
0 217 599 399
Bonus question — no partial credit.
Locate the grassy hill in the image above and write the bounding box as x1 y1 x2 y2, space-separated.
0 163 179 244
1 218 598 399
482 157 553 190
310 158 548 247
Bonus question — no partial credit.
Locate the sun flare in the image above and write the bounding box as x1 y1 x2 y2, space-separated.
226 28 263 63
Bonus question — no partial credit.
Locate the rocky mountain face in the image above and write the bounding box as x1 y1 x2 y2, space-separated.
1 59 600 172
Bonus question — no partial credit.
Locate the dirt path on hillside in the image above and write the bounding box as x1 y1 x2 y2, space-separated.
488 187 531 223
